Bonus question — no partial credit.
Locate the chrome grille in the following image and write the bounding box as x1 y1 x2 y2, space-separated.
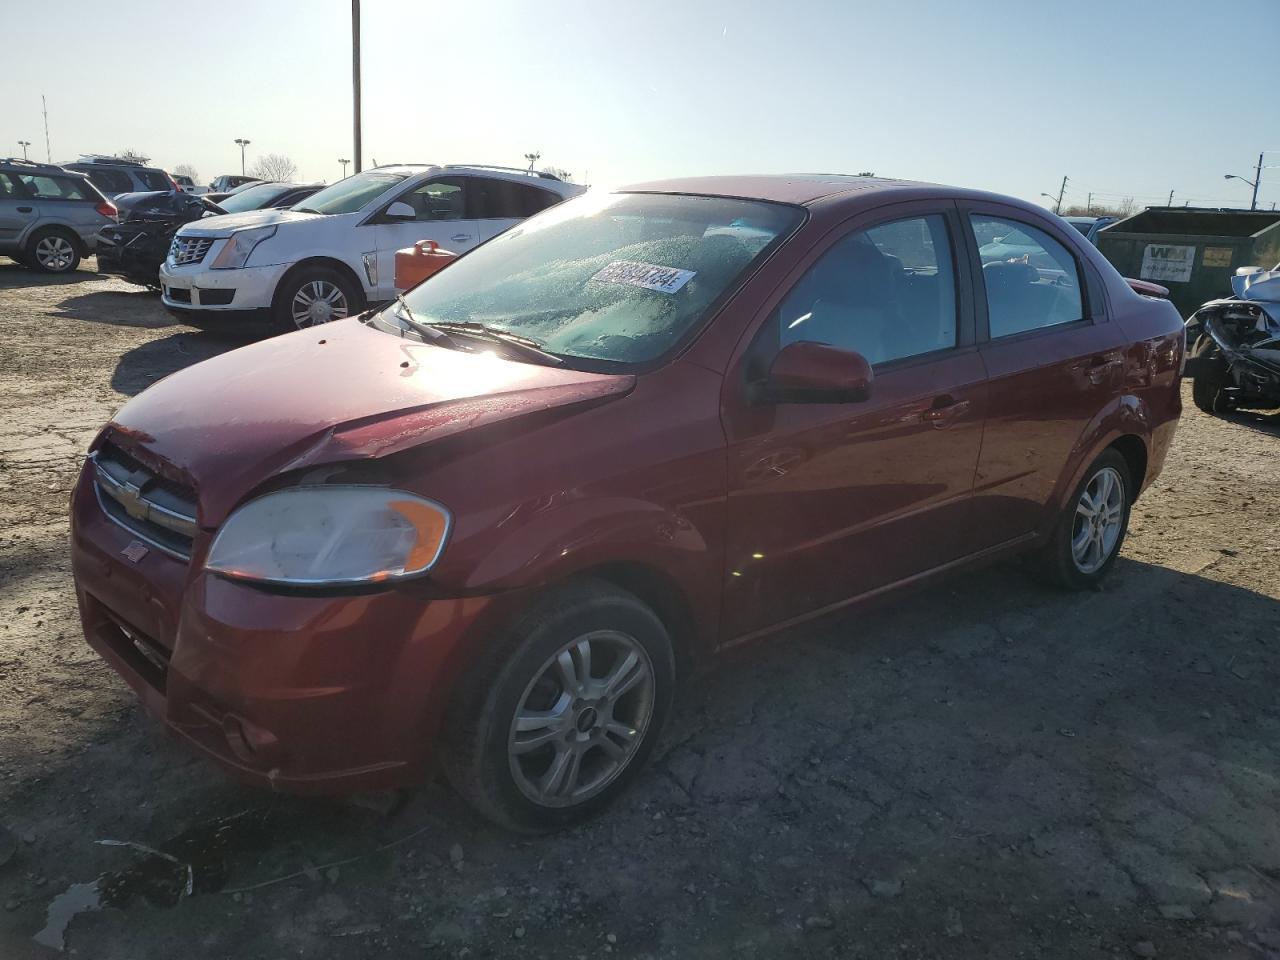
169 235 215 266
93 443 198 561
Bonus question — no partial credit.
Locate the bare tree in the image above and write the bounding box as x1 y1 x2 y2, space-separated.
523 151 541 171
249 153 299 182
540 166 574 182
117 148 150 163
173 163 200 183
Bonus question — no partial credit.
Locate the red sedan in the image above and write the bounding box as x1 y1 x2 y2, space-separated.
70 175 1183 830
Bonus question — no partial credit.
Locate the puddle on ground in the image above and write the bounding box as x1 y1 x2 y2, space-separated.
34 809 280 951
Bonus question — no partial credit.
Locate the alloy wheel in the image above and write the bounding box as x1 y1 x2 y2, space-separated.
507 630 655 808
35 236 75 272
290 279 349 328
1071 466 1124 574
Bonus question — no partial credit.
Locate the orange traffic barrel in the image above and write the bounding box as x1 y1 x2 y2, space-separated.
394 240 457 293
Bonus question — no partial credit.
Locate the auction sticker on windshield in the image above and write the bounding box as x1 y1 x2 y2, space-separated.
592 261 696 294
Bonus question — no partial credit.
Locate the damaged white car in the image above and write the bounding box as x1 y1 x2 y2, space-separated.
1184 265 1280 415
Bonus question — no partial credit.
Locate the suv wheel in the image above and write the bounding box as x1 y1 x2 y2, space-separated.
27 229 81 274
1037 449 1132 590
443 581 675 832
271 265 362 333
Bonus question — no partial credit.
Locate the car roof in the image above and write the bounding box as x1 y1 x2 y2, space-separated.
617 173 1050 216
362 163 580 195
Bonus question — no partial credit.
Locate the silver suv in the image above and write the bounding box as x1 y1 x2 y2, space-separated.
0 158 117 273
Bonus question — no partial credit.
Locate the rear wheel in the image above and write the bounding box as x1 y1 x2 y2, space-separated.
270 265 362 334
1190 337 1233 415
27 229 80 274
1037 449 1132 590
442 581 675 832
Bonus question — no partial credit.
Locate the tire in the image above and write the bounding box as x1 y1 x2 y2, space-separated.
270 264 363 334
26 229 81 274
442 580 676 833
1037 449 1132 591
1190 336 1233 415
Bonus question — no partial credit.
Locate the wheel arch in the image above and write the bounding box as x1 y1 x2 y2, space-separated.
27 222 88 257
272 256 368 312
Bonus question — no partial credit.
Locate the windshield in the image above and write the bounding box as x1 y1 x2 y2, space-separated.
295 172 405 215
218 183 289 213
388 192 802 367
1068 220 1093 235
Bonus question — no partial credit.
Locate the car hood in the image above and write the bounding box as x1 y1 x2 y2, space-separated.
177 207 322 238
102 320 636 525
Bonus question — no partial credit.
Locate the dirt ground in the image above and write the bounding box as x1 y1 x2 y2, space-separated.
1 261 1278 959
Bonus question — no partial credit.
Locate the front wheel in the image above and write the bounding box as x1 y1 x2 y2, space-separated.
442 581 675 832
270 265 362 334
1037 449 1132 590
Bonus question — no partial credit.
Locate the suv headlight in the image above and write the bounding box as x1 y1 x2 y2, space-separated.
205 486 451 587
210 225 277 270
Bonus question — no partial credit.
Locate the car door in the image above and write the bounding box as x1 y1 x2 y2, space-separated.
370 176 479 301
957 202 1128 550
0 174 37 251
468 176 565 242
719 203 986 641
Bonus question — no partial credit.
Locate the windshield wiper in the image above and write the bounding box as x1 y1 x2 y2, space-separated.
428 322 563 366
391 295 459 348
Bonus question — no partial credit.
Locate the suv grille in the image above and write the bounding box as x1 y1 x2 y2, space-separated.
93 442 198 561
169 235 215 266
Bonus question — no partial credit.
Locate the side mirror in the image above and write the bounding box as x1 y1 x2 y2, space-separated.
383 201 415 221
765 341 873 404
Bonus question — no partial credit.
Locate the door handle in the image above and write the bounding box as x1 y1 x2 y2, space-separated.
17 206 33 213
921 396 971 426
450 233 471 243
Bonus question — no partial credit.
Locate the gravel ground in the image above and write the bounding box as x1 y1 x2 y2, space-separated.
1 261 1278 959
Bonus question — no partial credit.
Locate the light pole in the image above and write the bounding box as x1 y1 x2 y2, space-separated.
1224 152 1263 210
17 140 31 160
352 0 362 173
1040 192 1058 210
338 158 350 178
234 138 251 175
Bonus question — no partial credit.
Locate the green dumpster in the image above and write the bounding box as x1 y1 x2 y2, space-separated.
1096 207 1280 317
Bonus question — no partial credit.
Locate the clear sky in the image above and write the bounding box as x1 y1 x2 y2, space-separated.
5 0 1277 210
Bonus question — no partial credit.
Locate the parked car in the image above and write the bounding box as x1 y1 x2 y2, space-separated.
0 158 117 272
63 157 177 199
205 179 272 205
172 175 207 196
1063 215 1116 244
1183 263 1280 414
159 164 584 331
94 190 223 289
71 174 1184 830
212 181 323 214
209 175 261 194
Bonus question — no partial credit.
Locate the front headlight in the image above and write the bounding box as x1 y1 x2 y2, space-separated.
210 225 277 270
205 486 451 587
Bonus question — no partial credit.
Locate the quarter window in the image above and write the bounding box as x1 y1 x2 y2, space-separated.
971 215 1083 337
470 178 563 219
774 214 958 366
76 167 132 195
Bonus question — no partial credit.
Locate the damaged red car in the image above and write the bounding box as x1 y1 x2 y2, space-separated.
70 175 1183 830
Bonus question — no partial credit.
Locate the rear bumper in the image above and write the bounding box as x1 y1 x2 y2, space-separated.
69 463 514 793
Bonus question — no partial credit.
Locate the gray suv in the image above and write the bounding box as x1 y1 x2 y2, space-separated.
63 158 175 199
0 158 116 273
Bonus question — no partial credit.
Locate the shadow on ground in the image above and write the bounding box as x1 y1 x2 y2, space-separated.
110 331 254 396
0 262 100 289
2 555 1277 958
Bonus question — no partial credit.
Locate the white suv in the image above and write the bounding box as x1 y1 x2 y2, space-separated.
159 164 584 331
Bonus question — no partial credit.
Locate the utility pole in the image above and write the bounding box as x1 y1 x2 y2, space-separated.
352 0 362 173
1251 152 1262 211
1168 190 1174 207
1055 175 1068 214
1086 192 1092 213
234 138 251 174
41 95 50 162
17 140 30 160
339 158 350 178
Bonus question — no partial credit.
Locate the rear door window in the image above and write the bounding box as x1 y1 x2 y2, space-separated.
17 174 93 201
469 177 563 219
970 215 1084 337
